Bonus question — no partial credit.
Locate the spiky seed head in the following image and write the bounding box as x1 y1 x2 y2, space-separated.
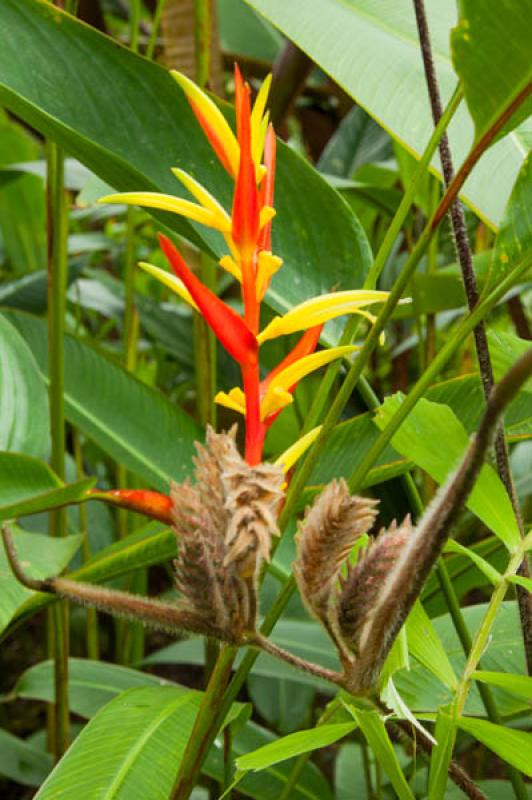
336 516 412 656
294 479 378 639
171 427 284 639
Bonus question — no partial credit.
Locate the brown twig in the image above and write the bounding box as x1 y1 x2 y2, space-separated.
413 0 532 674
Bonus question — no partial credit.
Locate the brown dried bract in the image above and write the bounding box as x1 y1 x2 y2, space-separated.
294 479 378 651
172 427 284 639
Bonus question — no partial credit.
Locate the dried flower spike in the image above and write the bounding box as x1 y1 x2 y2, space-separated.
294 479 378 651
172 428 284 639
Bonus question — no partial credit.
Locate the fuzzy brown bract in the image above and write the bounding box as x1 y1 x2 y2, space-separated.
172 427 284 640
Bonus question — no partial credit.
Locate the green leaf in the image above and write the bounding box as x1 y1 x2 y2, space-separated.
335 744 369 800
490 154 532 287
0 529 82 633
235 722 357 772
244 0 531 229
405 601 457 690
218 0 283 63
345 705 414 800
428 707 456 800
0 263 83 314
13 658 185 718
0 314 49 458
443 540 502 586
451 0 532 142
396 602 528 717
0 452 60 504
456 718 532 777
471 671 532 702
0 0 371 326
508 574 532 592
374 394 521 550
33 686 243 800
3 311 201 490
0 476 95 523
247 675 315 734
0 728 52 787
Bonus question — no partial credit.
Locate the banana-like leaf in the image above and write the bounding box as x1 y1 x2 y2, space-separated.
244 0 531 229
0 0 371 326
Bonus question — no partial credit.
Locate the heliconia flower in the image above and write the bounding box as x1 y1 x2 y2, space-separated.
257 290 396 343
258 125 277 253
255 252 283 301
98 191 231 234
274 426 323 473
250 74 272 167
138 261 199 310
88 489 175 525
171 70 239 177
232 71 260 269
159 234 257 368
216 344 358 422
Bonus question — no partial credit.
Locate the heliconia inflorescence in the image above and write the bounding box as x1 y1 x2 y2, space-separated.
100 64 391 468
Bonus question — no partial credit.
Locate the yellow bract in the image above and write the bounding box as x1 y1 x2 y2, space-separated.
137 261 198 311
171 70 239 177
256 252 283 300
257 290 393 343
260 345 358 418
250 73 272 166
214 387 246 415
274 426 322 473
172 168 231 224
99 191 231 233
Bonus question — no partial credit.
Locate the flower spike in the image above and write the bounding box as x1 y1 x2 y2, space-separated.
138 261 198 311
99 191 231 234
159 234 257 367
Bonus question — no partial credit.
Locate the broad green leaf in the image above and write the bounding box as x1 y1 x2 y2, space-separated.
0 0 371 326
396 602 527 717
456 718 532 777
33 686 242 800
3 311 201 490
0 476 95 523
374 395 521 549
0 263 84 314
14 658 181 718
0 109 45 273
0 729 52 786
244 0 531 229
0 452 60 504
488 329 532 389
0 529 82 633
235 722 357 772
247 675 315 734
335 744 369 800
0 314 49 458
345 705 414 800
318 105 392 178
490 154 532 287
471 671 532 703
405 601 457 690
218 0 283 63
428 708 455 800
443 540 502 586
451 0 532 142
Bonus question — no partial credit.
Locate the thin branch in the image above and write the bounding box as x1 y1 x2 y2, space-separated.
413 0 532 674
250 633 344 687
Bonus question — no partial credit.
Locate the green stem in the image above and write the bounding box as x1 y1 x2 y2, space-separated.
194 0 212 89
46 136 70 760
72 430 99 660
170 646 237 800
129 0 141 53
146 0 166 60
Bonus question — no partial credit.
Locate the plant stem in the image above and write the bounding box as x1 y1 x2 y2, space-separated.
194 0 212 89
170 646 237 800
46 135 70 761
146 0 166 60
412 0 532 675
72 429 99 660
129 0 141 53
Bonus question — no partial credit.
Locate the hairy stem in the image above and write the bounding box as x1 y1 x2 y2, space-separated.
251 633 344 686
412 0 532 676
